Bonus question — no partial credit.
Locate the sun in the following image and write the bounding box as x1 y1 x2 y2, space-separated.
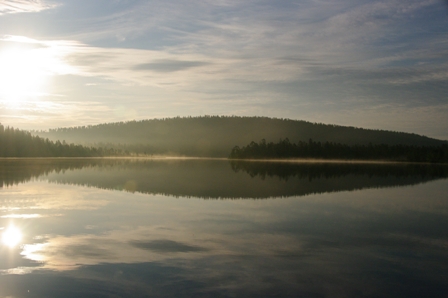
0 47 50 105
2 225 23 248
0 36 79 107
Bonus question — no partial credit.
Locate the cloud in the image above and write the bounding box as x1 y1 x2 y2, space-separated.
133 60 210 73
0 1 447 138
0 0 57 15
130 240 209 253
3 0 446 91
85 1 445 84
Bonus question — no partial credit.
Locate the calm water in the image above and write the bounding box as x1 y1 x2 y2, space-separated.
0 159 447 298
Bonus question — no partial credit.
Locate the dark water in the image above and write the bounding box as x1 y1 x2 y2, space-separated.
0 159 447 297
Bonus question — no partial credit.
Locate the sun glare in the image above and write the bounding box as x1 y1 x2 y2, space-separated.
2 225 22 248
0 47 51 105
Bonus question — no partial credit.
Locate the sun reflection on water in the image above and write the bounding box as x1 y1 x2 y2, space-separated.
1 225 22 248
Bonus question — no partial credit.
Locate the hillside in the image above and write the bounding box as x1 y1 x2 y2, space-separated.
34 116 446 157
0 123 117 157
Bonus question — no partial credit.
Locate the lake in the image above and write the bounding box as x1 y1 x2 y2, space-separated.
0 158 447 297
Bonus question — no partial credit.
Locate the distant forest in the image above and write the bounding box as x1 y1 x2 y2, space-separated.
4 116 447 160
34 116 447 158
230 139 448 163
0 124 121 157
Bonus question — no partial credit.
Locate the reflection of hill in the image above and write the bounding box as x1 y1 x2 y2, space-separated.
1 159 447 198
230 161 448 181
43 159 448 199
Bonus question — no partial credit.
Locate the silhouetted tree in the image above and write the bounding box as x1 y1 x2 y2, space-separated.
229 139 448 163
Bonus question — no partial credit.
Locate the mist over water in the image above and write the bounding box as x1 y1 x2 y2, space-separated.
0 159 447 297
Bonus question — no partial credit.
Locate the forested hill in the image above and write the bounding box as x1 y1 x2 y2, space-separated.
0 124 116 157
34 116 446 157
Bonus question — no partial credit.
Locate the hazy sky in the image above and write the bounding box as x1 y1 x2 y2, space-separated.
0 0 447 139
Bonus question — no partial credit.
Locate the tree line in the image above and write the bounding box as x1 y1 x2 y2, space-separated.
35 116 446 157
0 124 123 157
229 138 448 163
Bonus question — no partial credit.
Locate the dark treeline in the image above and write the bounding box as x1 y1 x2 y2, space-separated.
34 116 447 157
0 124 122 157
229 138 448 163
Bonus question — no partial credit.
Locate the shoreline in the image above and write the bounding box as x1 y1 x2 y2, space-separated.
0 156 446 165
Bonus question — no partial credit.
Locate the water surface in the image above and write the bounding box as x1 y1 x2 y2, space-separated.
0 159 447 297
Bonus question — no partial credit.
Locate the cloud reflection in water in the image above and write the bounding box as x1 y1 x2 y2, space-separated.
0 160 446 297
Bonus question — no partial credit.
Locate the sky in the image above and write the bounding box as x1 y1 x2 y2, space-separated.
0 0 447 139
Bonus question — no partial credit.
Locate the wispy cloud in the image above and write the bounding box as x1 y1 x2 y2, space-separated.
60 0 446 81
0 0 447 138
11 0 440 88
133 60 210 73
0 0 57 15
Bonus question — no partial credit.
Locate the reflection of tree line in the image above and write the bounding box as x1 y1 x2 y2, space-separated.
1 159 447 199
230 160 448 181
230 139 448 163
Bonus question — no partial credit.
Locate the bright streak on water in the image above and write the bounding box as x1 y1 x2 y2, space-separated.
1 225 22 248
